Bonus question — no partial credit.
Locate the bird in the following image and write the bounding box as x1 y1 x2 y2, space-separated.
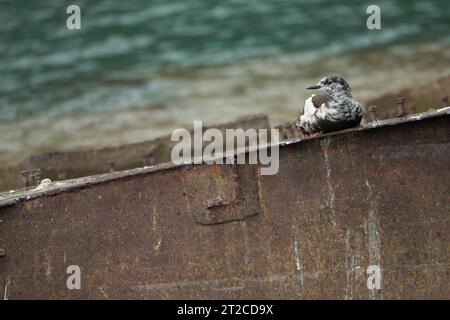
296 75 362 135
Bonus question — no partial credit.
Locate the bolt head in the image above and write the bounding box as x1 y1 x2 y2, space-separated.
442 96 449 104
396 96 405 104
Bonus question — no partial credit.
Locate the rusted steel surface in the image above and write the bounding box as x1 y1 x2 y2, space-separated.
274 121 303 140
364 75 450 119
0 108 449 299
0 114 270 192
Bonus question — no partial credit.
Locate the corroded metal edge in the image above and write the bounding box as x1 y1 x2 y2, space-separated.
277 106 450 147
1 106 448 209
0 113 271 191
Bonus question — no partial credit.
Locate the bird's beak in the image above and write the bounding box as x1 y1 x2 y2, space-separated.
306 84 321 90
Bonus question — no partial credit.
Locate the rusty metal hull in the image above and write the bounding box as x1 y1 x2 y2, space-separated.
364 75 450 119
0 114 270 192
0 110 449 299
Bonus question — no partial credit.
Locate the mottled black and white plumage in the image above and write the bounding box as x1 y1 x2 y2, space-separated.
298 75 362 134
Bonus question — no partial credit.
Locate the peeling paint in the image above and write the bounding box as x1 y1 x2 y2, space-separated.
345 229 362 300
152 206 163 255
240 220 250 267
3 276 10 300
321 137 335 217
99 286 109 300
292 237 304 285
365 175 382 300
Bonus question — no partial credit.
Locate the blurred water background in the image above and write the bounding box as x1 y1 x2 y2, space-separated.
1 0 449 165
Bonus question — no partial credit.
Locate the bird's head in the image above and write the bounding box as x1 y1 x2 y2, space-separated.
306 75 352 96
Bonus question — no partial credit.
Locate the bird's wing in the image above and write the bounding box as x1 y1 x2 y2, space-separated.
311 93 332 108
301 93 331 117
298 94 332 133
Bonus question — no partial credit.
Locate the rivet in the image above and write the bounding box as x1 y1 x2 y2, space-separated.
109 162 116 173
368 106 378 122
20 170 31 188
396 96 407 117
31 168 42 185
